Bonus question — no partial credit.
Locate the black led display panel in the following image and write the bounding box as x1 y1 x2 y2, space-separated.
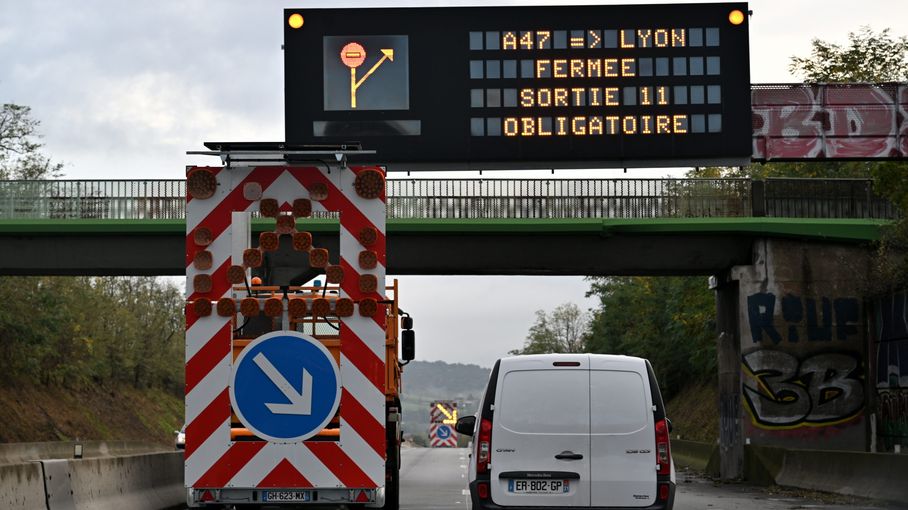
284 3 751 170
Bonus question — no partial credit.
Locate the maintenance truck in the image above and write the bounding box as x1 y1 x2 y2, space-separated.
184 159 412 508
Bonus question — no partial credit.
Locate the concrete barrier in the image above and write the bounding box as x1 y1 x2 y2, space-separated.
0 462 47 510
0 451 184 510
771 447 908 503
58 452 184 510
675 439 908 503
671 439 719 476
0 440 168 465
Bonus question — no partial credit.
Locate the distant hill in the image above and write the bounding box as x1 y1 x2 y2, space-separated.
399 360 491 444
401 360 491 397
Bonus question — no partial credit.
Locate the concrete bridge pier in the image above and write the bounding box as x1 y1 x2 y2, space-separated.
713 237 876 481
713 272 744 480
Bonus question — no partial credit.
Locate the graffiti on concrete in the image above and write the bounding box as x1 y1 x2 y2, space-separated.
747 292 860 344
874 291 908 450
742 350 864 428
751 83 908 160
879 390 908 450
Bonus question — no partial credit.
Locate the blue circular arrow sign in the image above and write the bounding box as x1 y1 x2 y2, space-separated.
230 331 340 442
436 424 452 440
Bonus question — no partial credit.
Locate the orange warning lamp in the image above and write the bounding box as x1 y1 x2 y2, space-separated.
288 13 304 29
728 9 745 25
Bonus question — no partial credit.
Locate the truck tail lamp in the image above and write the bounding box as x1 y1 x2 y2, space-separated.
187 168 216 200
216 298 236 317
289 298 308 319
335 298 354 317
312 298 331 317
264 298 283 318
240 298 259 317
193 299 212 317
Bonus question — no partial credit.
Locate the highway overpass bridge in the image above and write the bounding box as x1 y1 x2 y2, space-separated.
0 175 903 481
0 177 895 277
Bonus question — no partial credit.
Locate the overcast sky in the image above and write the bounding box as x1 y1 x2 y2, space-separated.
2 1 906 367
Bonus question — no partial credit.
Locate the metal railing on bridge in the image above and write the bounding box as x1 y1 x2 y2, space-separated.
0 178 897 221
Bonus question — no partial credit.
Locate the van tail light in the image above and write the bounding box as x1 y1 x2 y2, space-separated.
655 418 671 476
476 418 492 474
657 482 670 501
477 482 490 500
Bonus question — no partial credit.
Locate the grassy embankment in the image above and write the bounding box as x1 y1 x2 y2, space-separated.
0 382 182 445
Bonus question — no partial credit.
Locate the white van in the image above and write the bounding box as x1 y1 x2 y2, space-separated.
456 353 675 509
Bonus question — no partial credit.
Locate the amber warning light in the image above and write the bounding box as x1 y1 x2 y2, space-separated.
728 9 745 25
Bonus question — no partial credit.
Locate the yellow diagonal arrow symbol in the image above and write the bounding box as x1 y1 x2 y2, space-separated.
354 49 394 89
436 403 453 420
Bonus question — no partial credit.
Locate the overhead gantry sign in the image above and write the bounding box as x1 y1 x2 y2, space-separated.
284 3 752 170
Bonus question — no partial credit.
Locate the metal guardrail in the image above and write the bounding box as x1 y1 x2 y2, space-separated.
0 180 186 220
0 178 897 220
761 178 898 219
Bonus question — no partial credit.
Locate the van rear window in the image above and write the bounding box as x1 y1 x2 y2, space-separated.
590 370 649 434
498 370 588 434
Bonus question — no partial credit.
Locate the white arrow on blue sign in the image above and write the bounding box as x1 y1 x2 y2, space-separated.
230 331 341 443
436 424 452 440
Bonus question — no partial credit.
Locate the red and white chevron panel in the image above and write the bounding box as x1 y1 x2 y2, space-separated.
184 164 387 490
428 423 458 448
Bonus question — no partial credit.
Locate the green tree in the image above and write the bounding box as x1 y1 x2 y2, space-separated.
0 276 184 392
510 302 590 355
585 277 715 400
0 104 64 180
790 26 908 83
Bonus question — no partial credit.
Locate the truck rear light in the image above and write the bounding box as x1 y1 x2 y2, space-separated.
276 215 296 234
240 297 259 317
217 298 236 317
658 482 670 501
187 168 216 200
288 298 308 318
655 419 671 476
264 298 283 317
477 418 492 474
477 482 490 500
193 299 212 317
312 298 331 317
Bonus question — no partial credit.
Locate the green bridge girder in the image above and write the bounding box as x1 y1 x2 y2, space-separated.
0 217 890 243
0 217 889 277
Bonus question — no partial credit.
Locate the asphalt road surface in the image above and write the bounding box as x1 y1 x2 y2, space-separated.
400 447 900 510
181 448 900 509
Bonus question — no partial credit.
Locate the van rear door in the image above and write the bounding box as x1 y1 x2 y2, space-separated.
589 357 657 507
490 355 591 507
